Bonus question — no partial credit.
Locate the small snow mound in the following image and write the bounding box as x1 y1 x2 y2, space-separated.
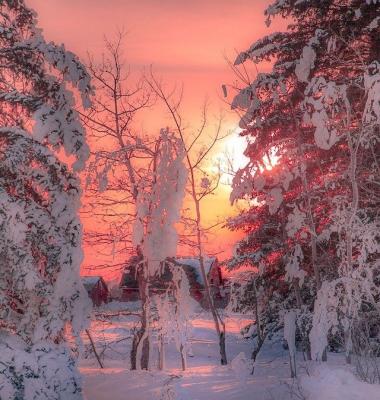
160 376 187 400
160 385 176 400
301 364 380 400
242 323 256 339
230 352 251 384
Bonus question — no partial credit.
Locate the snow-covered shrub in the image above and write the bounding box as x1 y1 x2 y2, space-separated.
296 306 313 357
0 333 84 400
230 352 252 384
352 310 380 384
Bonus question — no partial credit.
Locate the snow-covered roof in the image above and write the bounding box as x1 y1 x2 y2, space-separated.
81 276 103 291
119 256 218 287
175 257 217 285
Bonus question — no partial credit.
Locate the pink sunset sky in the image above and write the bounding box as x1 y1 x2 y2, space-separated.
28 0 284 122
27 0 285 278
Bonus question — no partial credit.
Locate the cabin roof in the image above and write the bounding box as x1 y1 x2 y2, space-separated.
81 276 104 291
119 256 218 287
175 257 217 284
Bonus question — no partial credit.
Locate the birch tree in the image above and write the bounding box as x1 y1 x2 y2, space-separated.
82 35 189 370
80 34 156 369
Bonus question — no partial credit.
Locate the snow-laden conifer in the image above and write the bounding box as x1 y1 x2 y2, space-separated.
0 1 92 398
228 0 380 367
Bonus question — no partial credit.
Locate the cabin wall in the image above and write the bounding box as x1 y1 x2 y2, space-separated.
208 265 222 288
121 287 140 302
90 281 109 307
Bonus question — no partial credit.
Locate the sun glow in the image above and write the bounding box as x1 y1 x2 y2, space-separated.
223 128 250 172
261 148 280 171
215 127 281 187
215 128 250 185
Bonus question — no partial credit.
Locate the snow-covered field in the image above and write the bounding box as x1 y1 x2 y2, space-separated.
78 302 380 400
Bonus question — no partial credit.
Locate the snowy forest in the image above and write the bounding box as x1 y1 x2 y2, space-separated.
0 0 379 399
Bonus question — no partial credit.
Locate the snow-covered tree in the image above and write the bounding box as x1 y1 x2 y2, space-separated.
131 129 188 370
82 34 190 371
227 270 284 366
305 60 380 363
81 34 157 370
82 32 153 267
0 1 92 398
227 0 380 366
147 73 229 365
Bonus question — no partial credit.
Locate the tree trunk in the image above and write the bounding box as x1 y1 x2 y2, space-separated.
289 99 322 291
345 326 352 365
289 102 326 361
251 331 267 374
198 251 228 365
218 332 227 365
292 279 312 360
131 274 150 370
306 347 312 361
193 193 228 365
85 329 104 369
289 352 297 378
293 279 302 309
250 280 266 374
180 343 187 371
342 135 359 365
322 348 327 362
159 334 165 370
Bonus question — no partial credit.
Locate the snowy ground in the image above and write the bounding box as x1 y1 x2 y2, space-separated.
79 302 380 400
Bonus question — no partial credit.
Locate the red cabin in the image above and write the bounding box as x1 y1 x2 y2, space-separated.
119 256 225 307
